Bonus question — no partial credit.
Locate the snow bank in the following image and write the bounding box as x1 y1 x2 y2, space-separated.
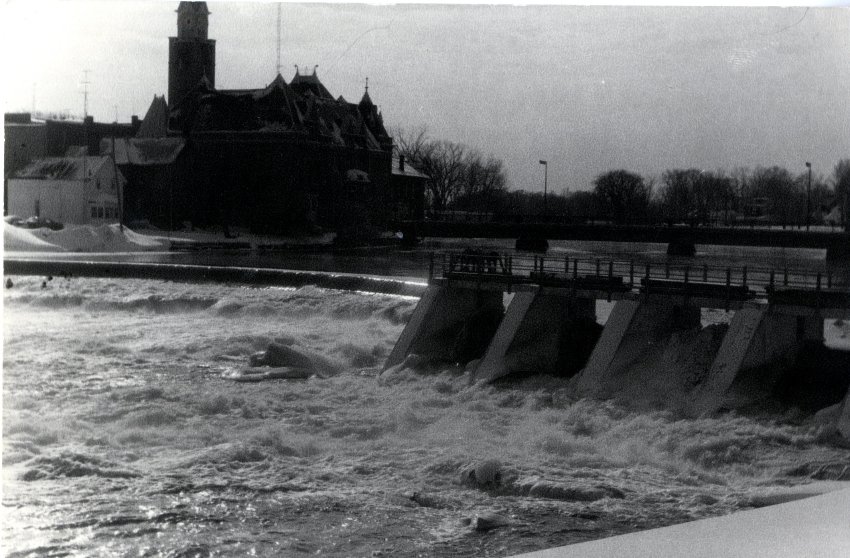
3 224 65 252
4 223 169 253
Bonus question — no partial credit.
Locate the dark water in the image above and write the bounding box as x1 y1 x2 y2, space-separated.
10 238 849 281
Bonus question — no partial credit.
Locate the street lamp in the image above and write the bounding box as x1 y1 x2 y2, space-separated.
805 162 812 232
539 160 548 216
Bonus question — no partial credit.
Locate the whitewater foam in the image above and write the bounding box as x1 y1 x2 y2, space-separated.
4 276 849 557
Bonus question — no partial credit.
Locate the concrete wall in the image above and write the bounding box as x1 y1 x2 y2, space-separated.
573 299 701 398
474 290 598 383
384 283 503 369
688 309 824 416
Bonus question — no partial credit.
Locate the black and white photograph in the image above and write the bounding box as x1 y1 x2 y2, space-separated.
2 1 850 556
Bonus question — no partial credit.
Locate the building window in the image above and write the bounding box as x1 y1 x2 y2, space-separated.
97 207 104 219
91 206 98 219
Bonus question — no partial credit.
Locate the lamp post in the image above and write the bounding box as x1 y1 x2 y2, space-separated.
805 162 811 232
539 160 548 216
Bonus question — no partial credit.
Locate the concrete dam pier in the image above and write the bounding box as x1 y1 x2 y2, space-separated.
384 252 850 438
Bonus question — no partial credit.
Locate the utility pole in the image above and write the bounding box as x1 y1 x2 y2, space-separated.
539 160 548 216
81 70 91 119
110 132 123 232
805 162 812 232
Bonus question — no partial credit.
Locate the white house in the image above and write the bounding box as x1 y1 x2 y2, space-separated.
7 155 125 225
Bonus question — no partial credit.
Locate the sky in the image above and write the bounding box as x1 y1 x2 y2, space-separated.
2 1 849 193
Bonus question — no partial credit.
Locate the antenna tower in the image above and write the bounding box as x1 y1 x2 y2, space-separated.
276 4 282 75
81 69 91 119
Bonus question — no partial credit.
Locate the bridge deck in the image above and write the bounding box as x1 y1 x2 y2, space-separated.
433 251 850 314
400 221 850 253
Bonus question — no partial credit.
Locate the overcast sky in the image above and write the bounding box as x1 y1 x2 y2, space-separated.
2 1 849 192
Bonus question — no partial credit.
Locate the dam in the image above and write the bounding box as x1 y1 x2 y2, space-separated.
386 251 850 436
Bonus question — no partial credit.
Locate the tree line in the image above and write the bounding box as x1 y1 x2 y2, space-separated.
394 126 849 227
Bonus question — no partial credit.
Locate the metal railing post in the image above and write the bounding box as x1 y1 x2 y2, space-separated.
428 251 434 281
703 264 708 282
629 260 634 289
742 266 748 288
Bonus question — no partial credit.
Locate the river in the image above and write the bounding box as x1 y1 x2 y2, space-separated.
3 242 849 557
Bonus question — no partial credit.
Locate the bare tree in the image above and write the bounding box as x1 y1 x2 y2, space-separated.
834 159 850 228
415 140 467 212
593 170 650 223
390 124 430 165
749 166 799 226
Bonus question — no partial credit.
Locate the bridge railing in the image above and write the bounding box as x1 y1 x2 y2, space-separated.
431 251 850 296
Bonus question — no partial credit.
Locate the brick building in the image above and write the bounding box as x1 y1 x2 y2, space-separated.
162 1 424 234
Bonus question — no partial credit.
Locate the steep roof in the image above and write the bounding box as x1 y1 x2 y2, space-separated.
13 156 110 181
290 68 335 100
359 88 374 109
391 156 429 179
104 137 185 166
168 70 392 151
137 95 169 138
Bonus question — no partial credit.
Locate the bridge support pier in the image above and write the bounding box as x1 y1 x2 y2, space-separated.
666 237 696 257
515 236 549 252
687 309 824 416
572 299 701 398
383 282 503 371
473 288 599 383
826 241 850 261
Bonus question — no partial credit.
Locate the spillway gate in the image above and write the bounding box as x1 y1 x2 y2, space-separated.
392 251 850 439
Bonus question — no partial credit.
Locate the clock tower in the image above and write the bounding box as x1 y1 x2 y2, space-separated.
168 2 216 108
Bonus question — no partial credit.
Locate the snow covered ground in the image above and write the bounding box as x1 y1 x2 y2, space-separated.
4 276 849 557
3 223 170 252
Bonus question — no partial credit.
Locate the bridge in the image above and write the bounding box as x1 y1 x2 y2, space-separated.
387 251 850 439
395 220 850 259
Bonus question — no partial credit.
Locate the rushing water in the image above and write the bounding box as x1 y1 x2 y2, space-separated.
3 271 849 557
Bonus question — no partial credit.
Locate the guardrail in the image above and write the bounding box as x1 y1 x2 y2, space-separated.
427 251 850 307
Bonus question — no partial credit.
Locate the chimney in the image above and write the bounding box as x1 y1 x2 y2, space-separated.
131 115 140 130
399 155 405 172
84 115 94 125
